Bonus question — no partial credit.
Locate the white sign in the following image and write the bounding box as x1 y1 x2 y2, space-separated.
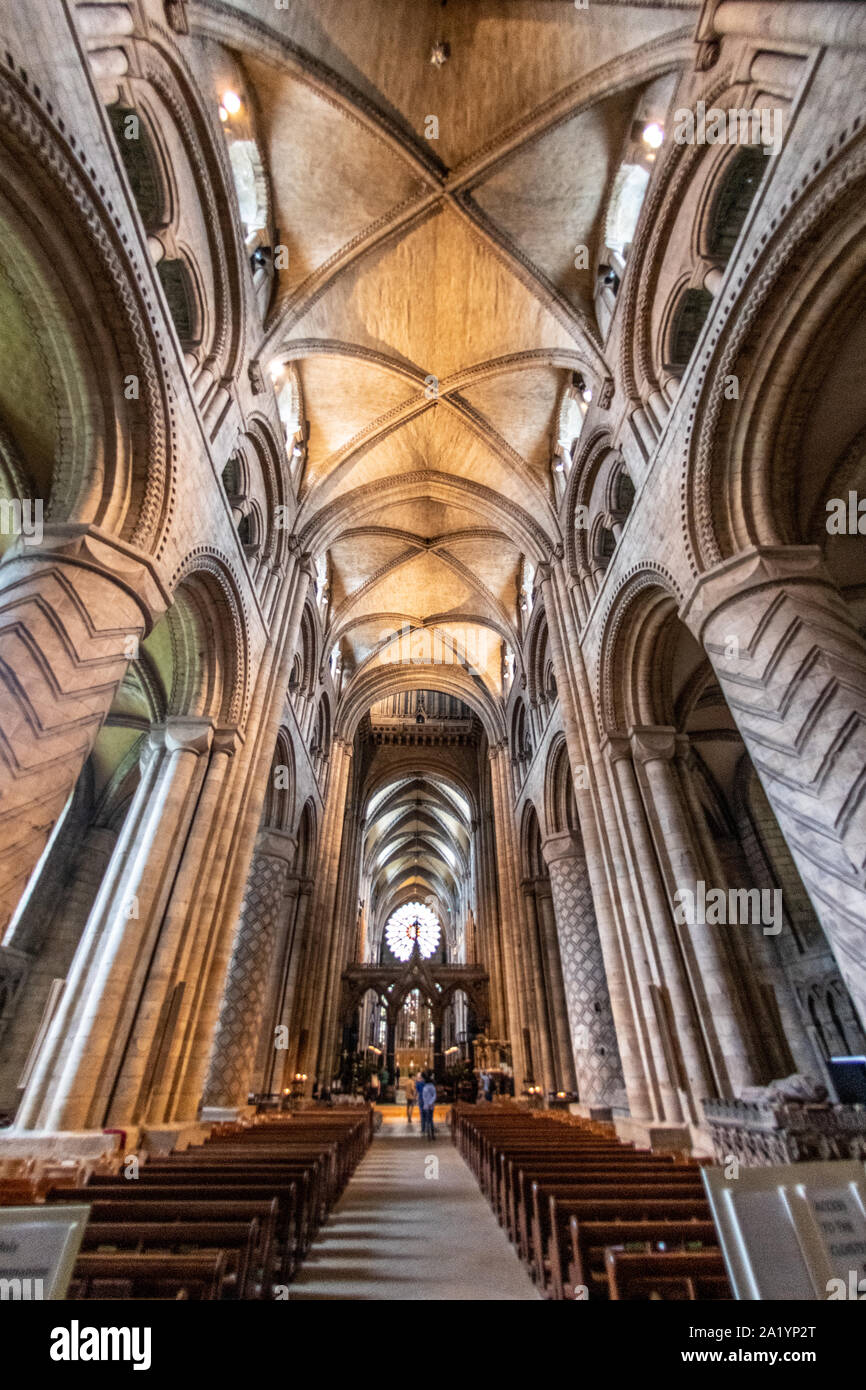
0 1205 90 1300
702 1160 866 1300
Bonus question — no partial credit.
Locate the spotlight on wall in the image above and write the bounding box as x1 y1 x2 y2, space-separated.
222 90 242 116
641 121 664 150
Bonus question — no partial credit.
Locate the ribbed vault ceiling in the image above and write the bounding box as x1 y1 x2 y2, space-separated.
195 0 693 705
364 770 472 959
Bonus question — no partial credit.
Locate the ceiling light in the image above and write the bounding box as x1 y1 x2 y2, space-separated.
642 122 664 150
221 90 242 116
218 105 228 123
430 40 450 67
269 361 284 382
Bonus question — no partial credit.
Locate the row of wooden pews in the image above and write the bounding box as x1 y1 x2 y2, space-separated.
34 1109 373 1300
451 1106 731 1300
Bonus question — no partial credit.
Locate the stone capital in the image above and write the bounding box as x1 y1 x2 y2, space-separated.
297 551 317 581
3 522 171 630
541 830 583 868
629 725 676 765
163 716 214 755
212 726 243 756
256 826 297 864
679 545 828 643
600 732 632 764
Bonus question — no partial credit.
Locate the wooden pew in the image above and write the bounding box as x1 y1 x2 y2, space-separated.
568 1218 718 1300
47 1193 281 1295
605 1246 732 1300
531 1181 707 1294
507 1161 687 1259
71 1181 301 1283
549 1196 713 1300
37 1108 374 1300
80 1219 261 1300
129 1159 324 1249
70 1250 228 1300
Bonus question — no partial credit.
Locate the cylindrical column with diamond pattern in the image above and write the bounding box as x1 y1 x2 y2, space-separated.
542 830 625 1107
200 827 296 1112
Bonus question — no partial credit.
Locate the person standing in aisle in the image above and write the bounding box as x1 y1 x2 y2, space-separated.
419 1071 438 1140
405 1072 416 1124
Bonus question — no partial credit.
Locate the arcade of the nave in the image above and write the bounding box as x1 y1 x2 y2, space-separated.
0 0 866 1310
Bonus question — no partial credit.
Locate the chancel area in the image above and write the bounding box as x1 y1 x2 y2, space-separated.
0 0 866 1308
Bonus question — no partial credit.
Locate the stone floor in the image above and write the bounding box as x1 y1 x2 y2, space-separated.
289 1107 540 1300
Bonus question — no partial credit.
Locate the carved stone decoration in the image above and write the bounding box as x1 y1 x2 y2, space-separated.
703 1096 866 1167
200 830 295 1111
597 375 615 410
543 832 625 1108
339 950 490 1034
165 1 190 35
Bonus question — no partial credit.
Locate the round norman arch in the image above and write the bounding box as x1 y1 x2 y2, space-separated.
685 129 866 573
166 554 250 725
543 733 577 839
596 567 685 734
338 665 505 746
0 61 174 553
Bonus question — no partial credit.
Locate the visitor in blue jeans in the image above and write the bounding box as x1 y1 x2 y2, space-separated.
419 1072 437 1139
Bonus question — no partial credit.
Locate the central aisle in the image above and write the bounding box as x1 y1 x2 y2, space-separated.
290 1108 540 1300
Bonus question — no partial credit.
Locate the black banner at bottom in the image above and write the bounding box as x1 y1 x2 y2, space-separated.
1 1297 860 1377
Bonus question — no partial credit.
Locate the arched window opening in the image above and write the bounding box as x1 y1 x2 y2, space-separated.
107 106 164 230
502 643 515 695
808 993 829 1061
271 366 304 466
614 469 635 518
227 139 269 244
288 653 303 697
513 702 532 766
707 146 766 263
221 454 242 501
157 257 196 346
237 511 256 549
604 163 650 259
315 554 330 619
557 386 588 460
545 662 557 704
827 989 851 1056
597 526 616 570
668 288 714 372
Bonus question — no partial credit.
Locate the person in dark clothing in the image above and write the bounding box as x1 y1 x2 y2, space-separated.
418 1070 437 1139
